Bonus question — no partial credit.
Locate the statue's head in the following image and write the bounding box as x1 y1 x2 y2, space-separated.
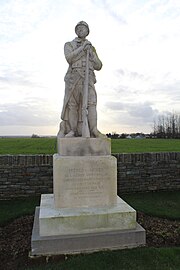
75 21 89 38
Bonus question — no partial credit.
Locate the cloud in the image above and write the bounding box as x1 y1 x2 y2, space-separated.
101 100 163 133
127 103 158 119
91 0 127 24
0 0 52 42
0 99 58 126
146 78 180 111
112 68 180 114
106 101 125 111
106 101 159 123
0 68 37 87
115 69 148 81
112 68 151 97
152 79 180 99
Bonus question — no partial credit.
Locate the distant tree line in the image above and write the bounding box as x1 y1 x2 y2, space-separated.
106 132 148 139
31 134 40 138
153 112 180 139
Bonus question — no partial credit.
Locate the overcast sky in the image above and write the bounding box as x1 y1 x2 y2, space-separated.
0 0 180 136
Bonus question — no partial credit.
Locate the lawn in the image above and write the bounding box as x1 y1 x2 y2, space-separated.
121 191 180 220
0 196 40 226
111 138 180 153
0 138 180 154
0 137 56 154
25 247 180 270
0 191 179 226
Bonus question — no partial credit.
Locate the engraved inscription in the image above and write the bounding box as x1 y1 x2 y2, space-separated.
63 166 110 203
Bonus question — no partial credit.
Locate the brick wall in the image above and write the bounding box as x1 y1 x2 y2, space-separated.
0 153 179 199
114 152 180 194
0 155 53 199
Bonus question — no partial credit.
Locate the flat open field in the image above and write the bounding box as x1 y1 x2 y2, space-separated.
0 137 56 155
0 138 180 154
111 138 180 153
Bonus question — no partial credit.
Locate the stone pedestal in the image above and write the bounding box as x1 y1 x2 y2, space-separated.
32 208 146 256
53 154 117 208
57 137 111 156
39 194 136 236
31 137 146 256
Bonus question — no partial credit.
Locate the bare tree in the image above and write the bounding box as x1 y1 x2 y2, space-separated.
153 112 180 138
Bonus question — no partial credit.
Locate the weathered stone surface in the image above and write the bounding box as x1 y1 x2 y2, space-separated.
57 137 111 156
31 207 145 256
57 21 105 138
53 154 117 208
39 194 136 236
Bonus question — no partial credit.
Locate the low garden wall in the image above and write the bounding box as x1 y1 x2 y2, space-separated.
0 152 179 199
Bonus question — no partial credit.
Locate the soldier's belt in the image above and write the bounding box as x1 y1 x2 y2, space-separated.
72 68 94 73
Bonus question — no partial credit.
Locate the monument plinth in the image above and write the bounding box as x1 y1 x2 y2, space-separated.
39 195 136 236
31 137 145 255
31 21 145 256
57 137 111 156
53 154 117 208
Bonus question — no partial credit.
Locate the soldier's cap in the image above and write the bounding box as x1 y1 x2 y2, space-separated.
75 21 89 35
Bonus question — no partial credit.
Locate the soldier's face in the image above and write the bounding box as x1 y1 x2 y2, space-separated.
76 25 89 38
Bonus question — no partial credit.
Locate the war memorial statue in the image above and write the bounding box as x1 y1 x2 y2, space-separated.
31 22 145 256
58 21 105 138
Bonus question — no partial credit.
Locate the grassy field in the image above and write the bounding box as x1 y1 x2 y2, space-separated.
0 191 179 226
0 137 56 154
121 191 180 220
111 138 180 153
26 247 180 270
0 138 180 154
0 197 40 226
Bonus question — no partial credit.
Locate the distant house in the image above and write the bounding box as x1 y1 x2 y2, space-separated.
126 135 132 139
135 134 145 139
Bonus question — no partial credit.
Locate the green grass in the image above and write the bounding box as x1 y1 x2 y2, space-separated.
0 196 40 226
0 137 56 154
121 191 180 220
0 191 179 226
26 247 180 270
0 138 180 154
111 138 180 153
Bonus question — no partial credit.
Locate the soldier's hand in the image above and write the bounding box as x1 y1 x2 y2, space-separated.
83 40 92 51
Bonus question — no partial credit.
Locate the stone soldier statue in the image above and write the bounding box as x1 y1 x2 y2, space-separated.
58 21 105 138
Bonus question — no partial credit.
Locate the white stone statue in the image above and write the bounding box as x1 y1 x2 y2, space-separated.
58 21 105 138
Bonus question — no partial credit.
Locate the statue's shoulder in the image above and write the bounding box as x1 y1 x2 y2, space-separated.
64 41 72 48
64 38 77 49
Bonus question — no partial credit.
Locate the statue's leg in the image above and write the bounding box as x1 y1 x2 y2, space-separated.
66 95 78 137
57 121 66 137
88 105 97 137
88 86 106 138
58 121 71 137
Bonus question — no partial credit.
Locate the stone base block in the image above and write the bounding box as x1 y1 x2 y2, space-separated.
31 207 146 256
57 137 111 156
39 194 136 236
53 154 117 208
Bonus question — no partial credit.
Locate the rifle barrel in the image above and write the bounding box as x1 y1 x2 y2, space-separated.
82 49 90 138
